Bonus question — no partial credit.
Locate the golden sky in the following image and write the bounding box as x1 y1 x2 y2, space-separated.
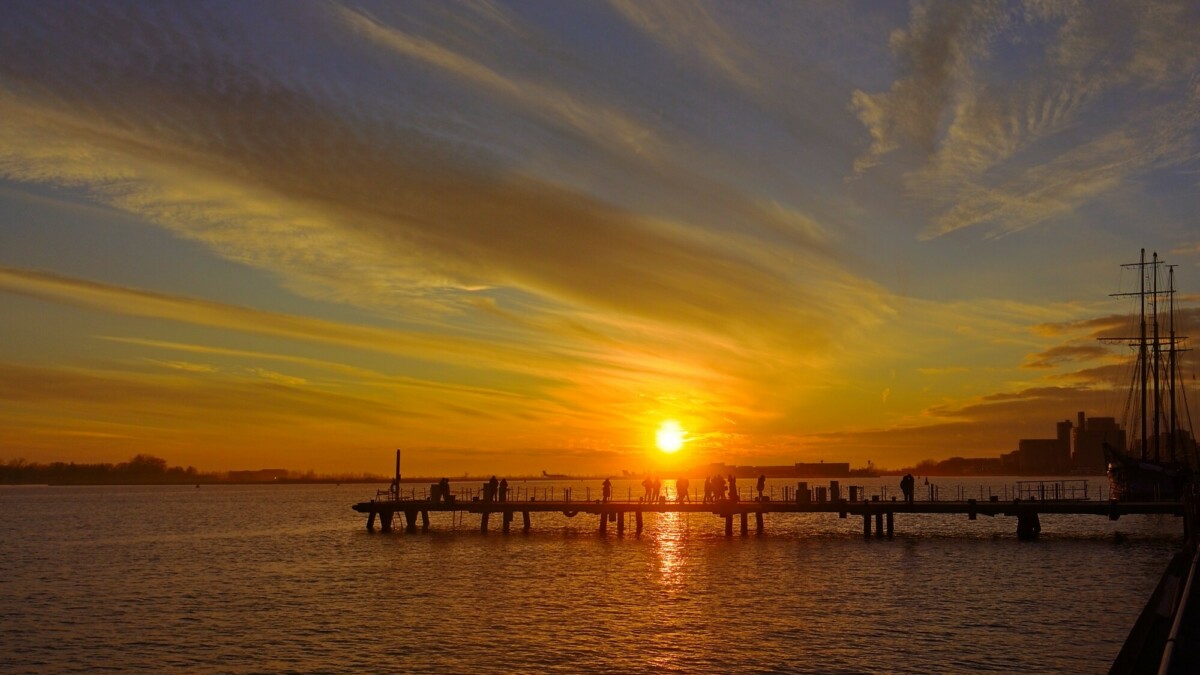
1 1 1198 475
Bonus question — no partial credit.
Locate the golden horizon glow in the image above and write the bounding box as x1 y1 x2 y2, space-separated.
656 420 686 454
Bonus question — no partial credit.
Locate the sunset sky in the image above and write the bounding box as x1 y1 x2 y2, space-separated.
1 1 1198 475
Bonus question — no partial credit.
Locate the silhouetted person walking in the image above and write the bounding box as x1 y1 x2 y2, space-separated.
602 478 612 502
756 474 766 500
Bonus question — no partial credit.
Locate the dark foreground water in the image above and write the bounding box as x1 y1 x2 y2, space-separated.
0 479 1181 673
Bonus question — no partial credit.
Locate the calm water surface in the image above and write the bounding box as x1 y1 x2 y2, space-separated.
0 479 1182 673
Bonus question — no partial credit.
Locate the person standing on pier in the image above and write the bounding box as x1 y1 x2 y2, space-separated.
703 476 712 503
728 474 738 502
676 477 690 503
900 473 914 504
439 477 451 503
756 474 766 500
499 478 508 502
487 475 498 502
713 474 726 501
653 477 662 503
602 478 611 502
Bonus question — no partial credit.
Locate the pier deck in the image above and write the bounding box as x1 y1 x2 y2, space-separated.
352 496 1183 538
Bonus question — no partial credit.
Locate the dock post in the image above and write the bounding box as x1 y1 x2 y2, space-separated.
968 499 977 520
725 513 733 537
404 510 417 533
599 511 608 535
617 511 625 536
1017 513 1041 540
863 512 871 537
874 512 883 538
740 511 749 536
636 510 644 534
380 511 393 533
503 510 512 534
366 510 377 532
522 511 531 533
480 512 489 534
755 511 764 535
886 511 894 538
421 510 430 532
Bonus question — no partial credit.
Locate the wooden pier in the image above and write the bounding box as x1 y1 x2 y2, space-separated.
352 495 1184 540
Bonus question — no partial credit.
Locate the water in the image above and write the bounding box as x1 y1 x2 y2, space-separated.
0 479 1182 673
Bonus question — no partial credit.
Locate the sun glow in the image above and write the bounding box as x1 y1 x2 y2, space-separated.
655 420 686 453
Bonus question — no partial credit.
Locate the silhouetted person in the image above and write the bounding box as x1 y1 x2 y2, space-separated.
703 476 712 503
499 478 508 502
642 476 653 501
487 475 498 502
602 478 612 502
728 474 738 502
756 474 766 500
713 474 726 501
653 477 662 503
677 477 690 503
439 477 451 503
900 473 915 504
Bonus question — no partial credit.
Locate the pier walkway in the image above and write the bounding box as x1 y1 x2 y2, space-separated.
352 493 1183 539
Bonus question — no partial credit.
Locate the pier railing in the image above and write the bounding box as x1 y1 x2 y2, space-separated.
371 478 1109 505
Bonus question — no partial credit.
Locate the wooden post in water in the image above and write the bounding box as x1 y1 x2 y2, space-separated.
421 510 430 532
740 512 749 535
863 513 870 537
380 511 393 533
366 510 377 532
502 510 512 534
755 511 764 535
405 510 417 533
522 511 531 533
480 512 489 534
617 512 625 535
886 512 894 538
636 510 644 534
599 511 608 535
725 513 734 536
874 512 883 538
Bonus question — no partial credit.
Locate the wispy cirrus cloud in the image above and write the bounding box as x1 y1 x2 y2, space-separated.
850 0 1200 239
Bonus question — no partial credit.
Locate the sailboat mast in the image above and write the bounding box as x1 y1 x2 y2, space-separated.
1168 264 1177 463
1140 248 1148 460
1152 251 1161 462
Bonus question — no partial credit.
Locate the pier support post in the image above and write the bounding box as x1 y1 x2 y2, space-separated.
740 512 749 536
1016 513 1041 540
756 511 764 535
480 512 489 534
503 510 512 534
874 512 883 538
380 511 393 533
522 511 531 533
636 510 644 535
863 513 871 537
886 512 894 538
421 510 430 532
599 511 608 535
617 512 625 535
366 510 377 532
404 510 417 533
725 513 733 537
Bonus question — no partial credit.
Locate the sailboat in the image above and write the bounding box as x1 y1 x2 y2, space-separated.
1102 250 1198 500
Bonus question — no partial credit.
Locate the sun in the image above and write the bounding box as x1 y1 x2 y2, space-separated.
655 420 686 453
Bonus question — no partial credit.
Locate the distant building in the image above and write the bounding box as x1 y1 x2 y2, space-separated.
1071 412 1125 475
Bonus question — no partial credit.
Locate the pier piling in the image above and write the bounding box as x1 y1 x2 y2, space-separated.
725 513 733 537
886 511 894 538
522 511 531 533
756 511 764 535
741 512 749 535
636 510 644 534
599 512 607 535
480 512 489 534
421 510 430 532
863 513 871 537
874 512 883 538
617 511 625 535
